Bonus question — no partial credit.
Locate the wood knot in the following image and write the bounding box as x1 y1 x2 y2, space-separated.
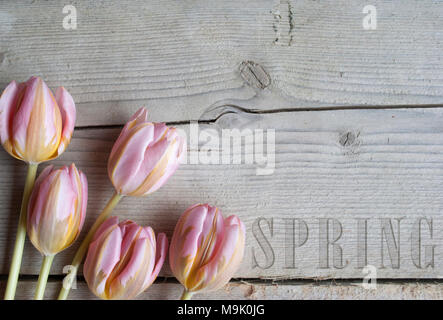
0 52 6 66
239 61 271 90
339 131 358 147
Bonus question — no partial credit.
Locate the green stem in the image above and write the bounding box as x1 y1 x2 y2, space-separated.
57 191 123 300
4 163 38 300
34 255 54 300
180 289 194 300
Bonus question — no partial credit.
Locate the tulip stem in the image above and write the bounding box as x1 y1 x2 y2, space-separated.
34 255 54 300
4 163 38 300
57 191 123 300
180 289 194 300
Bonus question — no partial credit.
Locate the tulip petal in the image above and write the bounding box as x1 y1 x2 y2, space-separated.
0 80 19 146
78 170 88 230
27 168 59 232
39 169 77 254
27 167 78 255
143 232 168 289
119 221 143 259
192 216 245 292
92 216 119 243
53 167 77 221
140 131 186 195
122 127 171 194
11 77 39 153
30 165 54 195
129 107 149 124
109 107 148 161
108 225 157 300
184 205 224 291
12 77 62 162
193 205 224 266
169 204 208 285
152 122 168 143
27 165 54 229
84 225 122 298
108 123 155 195
55 86 76 157
96 227 123 277
131 131 186 196
109 237 154 299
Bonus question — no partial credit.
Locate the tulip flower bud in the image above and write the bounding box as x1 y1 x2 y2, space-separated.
0 76 76 163
83 216 168 300
169 204 245 294
108 107 185 196
27 164 88 256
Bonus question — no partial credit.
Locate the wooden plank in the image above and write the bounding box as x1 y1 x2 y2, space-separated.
1 108 443 279
1 0 442 126
3 280 442 300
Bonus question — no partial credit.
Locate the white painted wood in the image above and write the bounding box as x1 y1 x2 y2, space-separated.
4 280 443 300
1 109 443 279
0 0 442 126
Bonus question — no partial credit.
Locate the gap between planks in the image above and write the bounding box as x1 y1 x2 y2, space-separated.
1 279 442 300
2 275 443 286
74 103 443 129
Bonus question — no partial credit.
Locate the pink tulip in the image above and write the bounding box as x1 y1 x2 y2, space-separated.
0 76 76 163
83 216 168 300
27 164 88 256
169 204 245 295
108 107 185 196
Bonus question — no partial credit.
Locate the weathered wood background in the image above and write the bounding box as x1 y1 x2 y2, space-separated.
0 0 442 299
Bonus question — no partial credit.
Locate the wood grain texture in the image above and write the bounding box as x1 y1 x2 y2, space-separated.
1 0 442 300
0 0 442 126
2 280 442 300
1 109 443 279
